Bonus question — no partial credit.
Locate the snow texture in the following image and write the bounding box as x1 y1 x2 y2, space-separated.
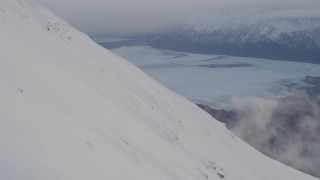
0 1 318 180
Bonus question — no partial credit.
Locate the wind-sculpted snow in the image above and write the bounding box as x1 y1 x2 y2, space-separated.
0 1 318 180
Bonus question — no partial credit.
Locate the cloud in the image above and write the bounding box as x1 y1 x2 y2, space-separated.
230 91 320 177
32 0 215 34
32 0 320 35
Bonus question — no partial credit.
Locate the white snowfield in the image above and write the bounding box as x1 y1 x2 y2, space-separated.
0 1 318 180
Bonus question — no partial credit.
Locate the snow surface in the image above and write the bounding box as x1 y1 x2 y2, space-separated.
111 46 320 109
0 1 318 180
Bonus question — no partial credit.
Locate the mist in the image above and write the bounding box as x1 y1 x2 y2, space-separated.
230 91 320 177
32 0 320 35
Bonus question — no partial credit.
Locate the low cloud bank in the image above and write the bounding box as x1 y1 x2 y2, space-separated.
230 91 320 177
34 0 320 35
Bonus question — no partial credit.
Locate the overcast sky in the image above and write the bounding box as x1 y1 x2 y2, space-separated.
32 0 320 35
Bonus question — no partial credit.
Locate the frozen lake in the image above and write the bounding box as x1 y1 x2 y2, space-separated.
111 46 320 109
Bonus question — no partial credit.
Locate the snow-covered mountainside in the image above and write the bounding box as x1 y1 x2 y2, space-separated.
0 1 318 180
150 17 320 63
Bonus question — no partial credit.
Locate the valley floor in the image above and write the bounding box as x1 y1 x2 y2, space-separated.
109 45 320 110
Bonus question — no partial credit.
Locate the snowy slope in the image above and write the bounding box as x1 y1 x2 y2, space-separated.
0 1 318 180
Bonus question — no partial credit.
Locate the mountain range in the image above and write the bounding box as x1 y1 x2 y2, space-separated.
150 16 320 63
